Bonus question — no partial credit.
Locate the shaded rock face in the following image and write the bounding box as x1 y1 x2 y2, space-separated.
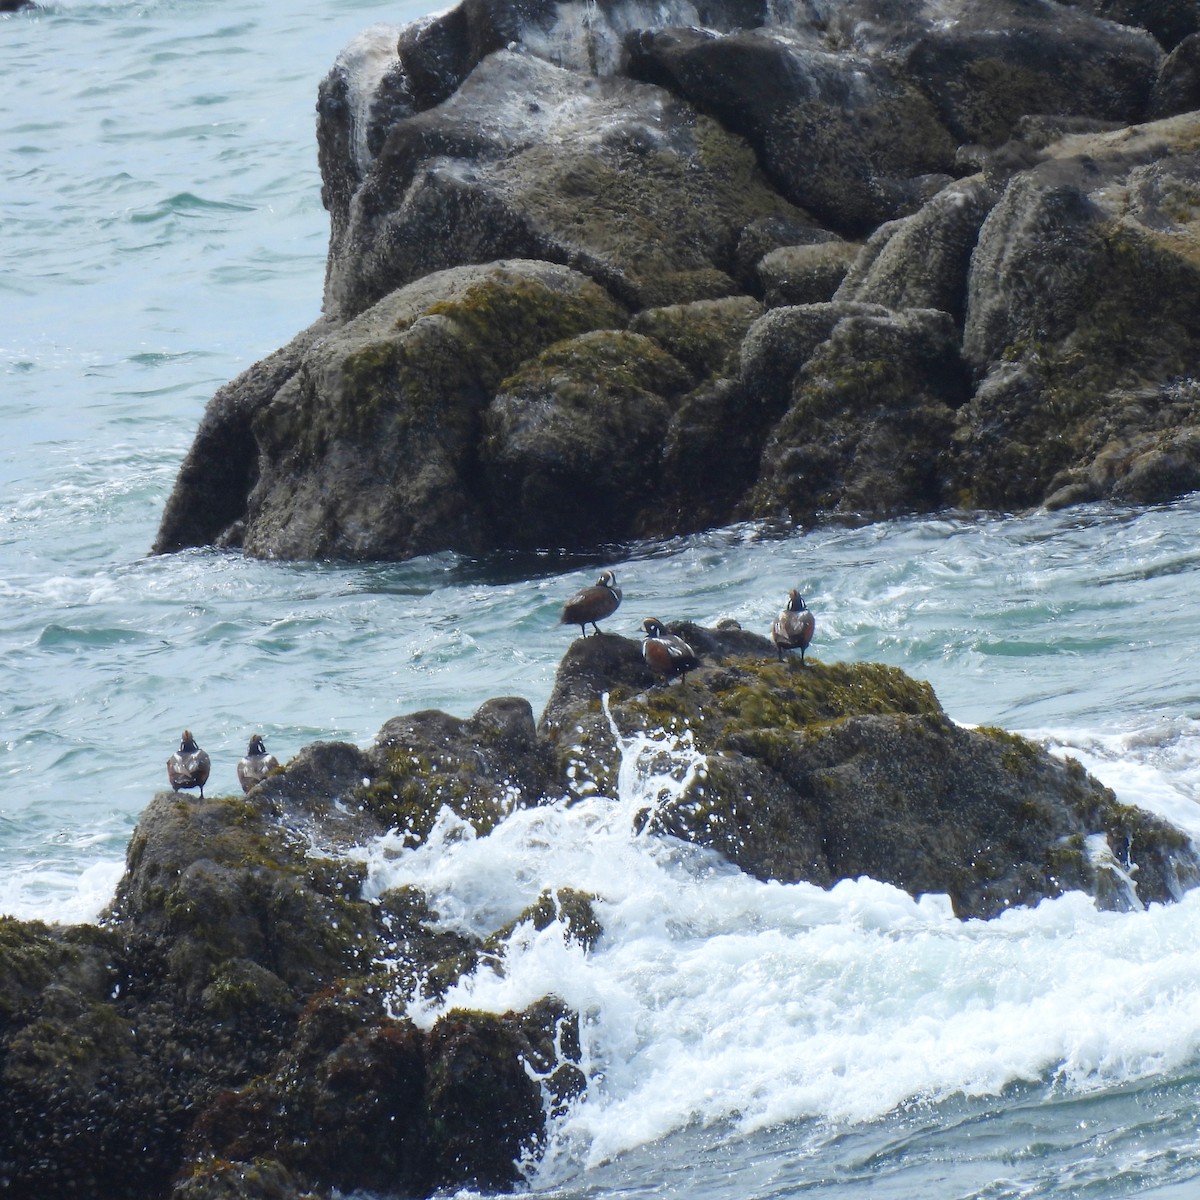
749 305 971 523
2 638 1198 1196
156 0 1200 560
242 260 628 560
1 705 588 1200
902 0 1162 147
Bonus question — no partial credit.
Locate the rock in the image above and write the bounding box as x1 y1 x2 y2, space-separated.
748 306 970 523
637 294 766 532
0 917 204 1199
186 990 572 1197
241 260 626 560
321 49 807 319
480 329 693 548
1149 32 1200 117
737 300 889 419
834 176 997 326
153 318 336 554
171 1157 305 1200
627 25 958 236
759 241 860 308
159 0 1200 558
957 113 1200 509
903 0 1163 147
360 696 557 839
1060 0 1200 52
539 626 1200 917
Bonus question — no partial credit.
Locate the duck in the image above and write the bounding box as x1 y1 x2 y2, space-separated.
641 617 699 683
167 729 211 799
771 589 816 664
561 569 622 637
237 733 280 793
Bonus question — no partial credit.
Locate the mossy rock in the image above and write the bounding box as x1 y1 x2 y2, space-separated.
108 788 385 1001
171 1155 308 1200
539 624 1200 918
957 115 1200 509
749 306 970 522
242 260 628 561
481 328 693 547
188 990 574 1198
356 697 555 843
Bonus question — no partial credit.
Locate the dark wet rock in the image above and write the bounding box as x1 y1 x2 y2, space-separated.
0 689 591 1197
481 329 694 549
903 1 1162 147
1149 32 1200 117
186 990 574 1197
539 627 1200 918
154 319 336 555
241 260 627 561
1061 0 1200 52
360 695 557 839
172 1157 306 1200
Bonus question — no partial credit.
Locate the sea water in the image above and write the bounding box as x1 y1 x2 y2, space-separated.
3 0 1200 1195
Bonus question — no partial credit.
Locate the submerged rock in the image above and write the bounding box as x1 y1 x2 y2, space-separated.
157 0 1200 562
2 635 1197 1196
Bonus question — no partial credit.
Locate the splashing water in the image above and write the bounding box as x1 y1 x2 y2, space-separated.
353 704 1200 1191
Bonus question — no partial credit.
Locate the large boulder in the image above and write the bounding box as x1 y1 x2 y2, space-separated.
157 0 1200 561
626 25 959 236
957 113 1200 510
321 48 808 319
1149 32 1200 117
153 319 335 554
240 260 627 560
902 0 1163 147
747 305 971 523
834 176 998 326
539 625 1200 917
1060 0 1200 52
0 697 587 1199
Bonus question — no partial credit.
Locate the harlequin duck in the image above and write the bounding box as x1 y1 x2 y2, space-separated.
641 617 699 682
561 569 622 637
771 589 815 664
167 729 211 799
237 733 279 793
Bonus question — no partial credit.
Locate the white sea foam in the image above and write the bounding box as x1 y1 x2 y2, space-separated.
0 857 126 925
354 706 1200 1186
1036 716 1200 841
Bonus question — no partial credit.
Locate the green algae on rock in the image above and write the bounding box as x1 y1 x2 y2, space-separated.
539 623 1200 918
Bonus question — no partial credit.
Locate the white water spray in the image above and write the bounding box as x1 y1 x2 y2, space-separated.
353 702 1200 1188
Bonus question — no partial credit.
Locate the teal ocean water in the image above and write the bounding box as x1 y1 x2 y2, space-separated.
4 1 1200 1195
